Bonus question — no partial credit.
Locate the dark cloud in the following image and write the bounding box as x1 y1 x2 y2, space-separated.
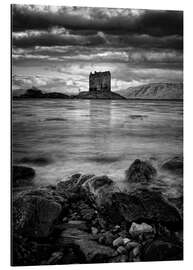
12 5 183 37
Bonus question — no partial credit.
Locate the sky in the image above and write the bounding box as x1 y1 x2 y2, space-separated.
12 4 183 94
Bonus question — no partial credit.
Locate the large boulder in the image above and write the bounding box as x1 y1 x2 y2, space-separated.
56 174 94 194
98 189 182 230
82 175 119 205
13 189 62 238
161 156 183 175
142 239 183 261
12 165 35 187
125 159 157 182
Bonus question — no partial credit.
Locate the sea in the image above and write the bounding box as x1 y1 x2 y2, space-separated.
12 99 183 199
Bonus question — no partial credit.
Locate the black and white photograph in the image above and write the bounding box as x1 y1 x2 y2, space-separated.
11 3 183 266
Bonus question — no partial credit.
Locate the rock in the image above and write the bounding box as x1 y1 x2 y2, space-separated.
125 241 139 251
99 189 182 230
108 254 128 263
46 251 63 265
112 225 121 233
91 227 98 235
123 238 131 245
60 228 115 263
142 240 183 261
12 165 35 187
56 173 81 194
102 231 115 246
76 174 95 187
78 201 96 221
117 246 127 255
82 175 119 205
113 236 124 247
161 156 183 175
129 222 154 239
13 189 62 238
75 238 116 263
132 245 141 257
125 159 157 182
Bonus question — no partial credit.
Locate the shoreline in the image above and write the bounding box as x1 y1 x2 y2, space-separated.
12 158 183 266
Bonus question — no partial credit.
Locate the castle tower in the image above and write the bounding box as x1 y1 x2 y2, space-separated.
89 71 111 92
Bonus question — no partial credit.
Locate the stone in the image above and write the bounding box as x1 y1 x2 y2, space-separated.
100 231 115 246
161 156 183 175
132 245 141 257
91 227 98 235
13 189 62 238
117 246 127 255
125 159 157 182
108 254 128 263
113 236 124 247
12 165 35 187
142 240 183 261
56 173 81 194
129 222 154 238
123 238 131 245
46 252 63 264
60 227 115 263
99 189 182 230
82 175 119 205
125 241 139 251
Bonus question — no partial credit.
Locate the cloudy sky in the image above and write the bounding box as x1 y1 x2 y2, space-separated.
12 4 183 94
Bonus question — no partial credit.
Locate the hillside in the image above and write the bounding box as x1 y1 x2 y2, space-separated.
116 83 183 100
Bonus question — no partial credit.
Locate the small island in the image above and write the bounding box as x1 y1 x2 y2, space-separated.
13 71 126 100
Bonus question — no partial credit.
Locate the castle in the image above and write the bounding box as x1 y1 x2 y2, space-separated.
89 71 111 92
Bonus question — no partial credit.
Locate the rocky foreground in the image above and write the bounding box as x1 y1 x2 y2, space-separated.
12 159 183 266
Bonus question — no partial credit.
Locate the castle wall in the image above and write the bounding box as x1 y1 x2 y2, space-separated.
89 71 111 92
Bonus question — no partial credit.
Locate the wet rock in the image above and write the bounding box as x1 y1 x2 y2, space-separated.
46 251 63 265
108 254 128 263
113 236 124 247
99 189 182 230
76 238 116 263
132 245 141 257
102 231 115 246
60 228 115 263
82 175 119 204
91 227 98 235
12 165 35 187
142 240 183 261
129 222 154 239
123 238 131 245
13 189 62 238
125 241 139 251
56 173 82 194
161 156 183 175
117 246 127 255
125 159 157 182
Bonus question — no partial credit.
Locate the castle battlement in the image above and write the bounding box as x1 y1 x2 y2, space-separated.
89 71 111 92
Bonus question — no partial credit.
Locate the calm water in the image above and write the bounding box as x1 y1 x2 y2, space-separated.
12 99 183 198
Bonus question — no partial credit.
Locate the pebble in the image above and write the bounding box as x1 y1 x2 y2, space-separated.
62 217 68 223
113 236 124 247
91 226 98 235
123 238 131 245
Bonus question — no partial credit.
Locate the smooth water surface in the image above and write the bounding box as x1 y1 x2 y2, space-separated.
12 99 183 198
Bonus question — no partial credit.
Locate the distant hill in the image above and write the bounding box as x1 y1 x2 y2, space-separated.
116 83 183 100
14 88 126 100
13 88 70 99
73 91 126 100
